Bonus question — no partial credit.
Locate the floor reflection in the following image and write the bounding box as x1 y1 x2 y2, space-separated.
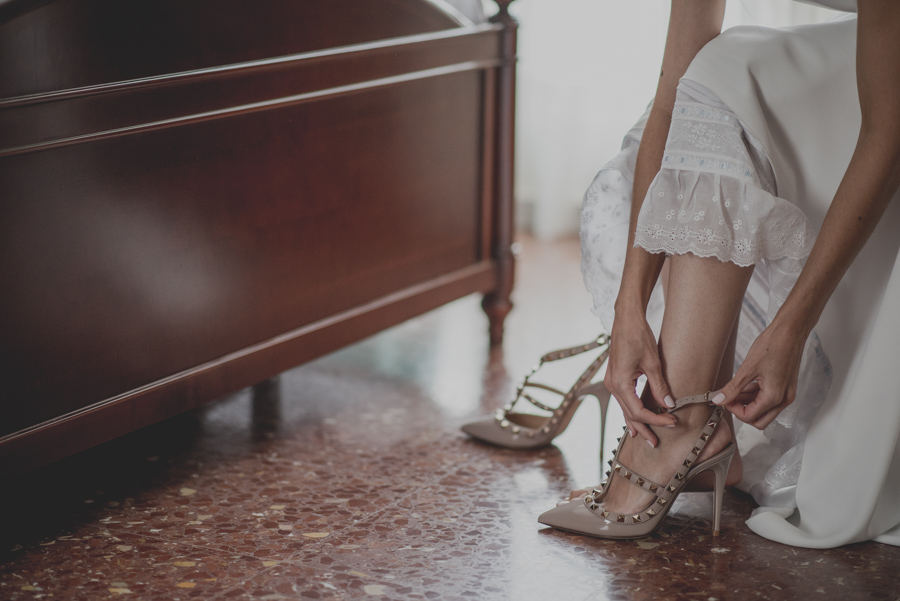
251 378 282 441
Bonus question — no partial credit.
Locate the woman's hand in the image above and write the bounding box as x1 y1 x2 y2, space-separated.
711 319 807 429
604 308 676 447
713 2 900 432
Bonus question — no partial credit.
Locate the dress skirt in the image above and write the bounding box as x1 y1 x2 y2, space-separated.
580 14 900 548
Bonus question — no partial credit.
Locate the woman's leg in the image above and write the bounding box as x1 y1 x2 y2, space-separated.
602 252 752 514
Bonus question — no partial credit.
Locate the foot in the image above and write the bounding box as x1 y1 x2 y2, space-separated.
568 404 742 513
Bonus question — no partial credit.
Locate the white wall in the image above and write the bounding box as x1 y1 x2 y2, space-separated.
498 0 841 239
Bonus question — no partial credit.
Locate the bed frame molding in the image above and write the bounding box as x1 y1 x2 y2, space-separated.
0 0 518 474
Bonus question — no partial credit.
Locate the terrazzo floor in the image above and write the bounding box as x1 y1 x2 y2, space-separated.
3 236 899 601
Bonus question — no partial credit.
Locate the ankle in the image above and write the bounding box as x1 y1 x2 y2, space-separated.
656 402 715 436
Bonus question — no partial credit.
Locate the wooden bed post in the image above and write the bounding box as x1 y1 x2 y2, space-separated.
482 0 517 346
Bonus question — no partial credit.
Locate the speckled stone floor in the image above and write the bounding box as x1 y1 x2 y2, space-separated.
3 236 900 601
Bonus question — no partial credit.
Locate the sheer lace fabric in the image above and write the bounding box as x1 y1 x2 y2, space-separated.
580 84 831 509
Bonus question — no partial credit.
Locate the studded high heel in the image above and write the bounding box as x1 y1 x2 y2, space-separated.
537 392 735 539
461 334 611 459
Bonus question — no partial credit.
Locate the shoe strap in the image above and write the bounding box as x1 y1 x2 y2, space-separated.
538 333 609 364
607 459 665 495
587 405 726 526
661 392 714 413
519 391 560 413
507 334 610 415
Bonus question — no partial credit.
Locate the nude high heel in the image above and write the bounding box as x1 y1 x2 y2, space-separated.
461 334 612 461
537 392 735 539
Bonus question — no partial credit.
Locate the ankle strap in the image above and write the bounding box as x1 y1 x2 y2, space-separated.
663 392 714 413
538 333 609 363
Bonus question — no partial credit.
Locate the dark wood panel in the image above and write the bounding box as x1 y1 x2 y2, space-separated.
0 27 501 151
0 0 518 474
0 0 466 98
0 263 497 476
0 70 485 436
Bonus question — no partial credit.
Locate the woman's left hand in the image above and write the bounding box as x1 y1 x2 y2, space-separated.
710 319 808 429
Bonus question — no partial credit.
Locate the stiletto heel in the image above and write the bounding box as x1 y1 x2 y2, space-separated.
709 451 733 536
538 392 736 539
462 334 611 456
577 381 610 469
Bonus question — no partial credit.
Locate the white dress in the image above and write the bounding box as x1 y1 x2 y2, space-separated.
580 3 900 548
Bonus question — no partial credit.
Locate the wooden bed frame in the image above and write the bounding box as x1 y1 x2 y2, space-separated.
0 0 517 475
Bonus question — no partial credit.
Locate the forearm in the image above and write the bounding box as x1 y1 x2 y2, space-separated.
616 0 725 315
616 109 669 314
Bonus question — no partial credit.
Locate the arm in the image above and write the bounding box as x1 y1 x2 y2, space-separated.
715 0 900 427
605 0 725 442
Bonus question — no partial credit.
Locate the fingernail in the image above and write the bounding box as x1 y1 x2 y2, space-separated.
646 439 655 449
662 423 677 428
664 395 675 408
711 392 726 405
629 427 636 437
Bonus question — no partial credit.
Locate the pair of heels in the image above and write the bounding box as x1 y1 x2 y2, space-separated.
461 335 735 539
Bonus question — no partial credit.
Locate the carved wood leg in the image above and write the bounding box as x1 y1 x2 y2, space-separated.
484 0 518 346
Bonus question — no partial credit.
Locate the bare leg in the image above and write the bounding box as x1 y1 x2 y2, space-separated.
660 256 744 489
601 252 752 514
684 314 743 490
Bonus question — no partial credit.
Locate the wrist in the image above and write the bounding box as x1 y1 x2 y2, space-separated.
614 281 654 320
769 307 817 343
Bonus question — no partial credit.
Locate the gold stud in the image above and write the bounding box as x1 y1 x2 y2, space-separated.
608 460 614 466
614 466 621 474
692 447 701 455
601 510 610 519
701 433 710 441
667 484 677 493
500 420 510 428
636 477 645 487
683 459 691 467
659 497 668 505
633 514 642 522
605 471 611 477
622 470 630 479
649 484 658 494
646 508 657 517
616 515 625 523
675 472 684 480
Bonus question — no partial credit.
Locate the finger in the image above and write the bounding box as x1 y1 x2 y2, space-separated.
632 420 658 448
634 406 677 428
643 362 675 409
728 388 783 424
741 381 761 394
746 384 797 429
711 367 757 406
613 385 646 423
747 404 785 430
734 381 761 406
612 382 675 428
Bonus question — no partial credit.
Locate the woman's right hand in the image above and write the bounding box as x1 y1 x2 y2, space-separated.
604 307 676 447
